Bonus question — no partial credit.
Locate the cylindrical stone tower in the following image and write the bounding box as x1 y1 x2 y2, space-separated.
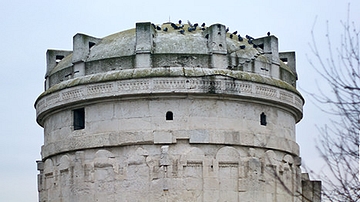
35 22 319 201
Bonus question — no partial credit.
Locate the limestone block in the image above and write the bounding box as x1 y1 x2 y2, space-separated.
223 131 240 144
189 130 210 143
135 53 151 68
210 131 225 144
154 131 173 144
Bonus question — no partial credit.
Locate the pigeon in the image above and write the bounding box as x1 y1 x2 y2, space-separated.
188 26 196 32
226 27 229 33
238 35 243 41
240 45 246 49
179 20 182 24
163 27 168 32
187 20 193 27
156 25 161 31
179 29 185 34
230 34 233 39
201 23 205 27
267 31 270 36
246 35 254 40
171 23 179 29
232 31 237 35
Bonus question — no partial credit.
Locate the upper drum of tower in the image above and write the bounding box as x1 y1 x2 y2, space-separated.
44 22 299 96
37 21 304 127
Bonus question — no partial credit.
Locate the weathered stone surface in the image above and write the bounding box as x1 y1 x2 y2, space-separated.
35 21 320 201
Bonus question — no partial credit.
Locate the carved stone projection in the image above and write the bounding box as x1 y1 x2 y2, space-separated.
35 21 321 201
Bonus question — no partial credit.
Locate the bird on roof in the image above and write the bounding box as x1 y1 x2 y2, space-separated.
171 23 179 29
201 23 205 27
187 20 193 27
230 34 233 39
188 26 196 32
194 23 198 28
226 27 229 33
232 31 237 35
246 35 254 40
240 45 246 49
156 25 161 31
238 35 243 41
267 31 270 36
179 29 185 34
179 20 182 24
163 27 168 32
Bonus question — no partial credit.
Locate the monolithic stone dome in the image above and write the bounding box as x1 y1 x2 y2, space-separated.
49 23 266 74
35 22 320 202
43 22 298 95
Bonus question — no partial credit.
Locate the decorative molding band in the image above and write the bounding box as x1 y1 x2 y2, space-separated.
36 76 303 125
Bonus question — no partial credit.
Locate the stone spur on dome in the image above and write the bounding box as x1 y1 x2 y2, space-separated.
35 21 321 202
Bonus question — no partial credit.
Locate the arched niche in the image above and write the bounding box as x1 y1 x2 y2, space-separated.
216 146 240 201
58 155 71 172
216 146 240 164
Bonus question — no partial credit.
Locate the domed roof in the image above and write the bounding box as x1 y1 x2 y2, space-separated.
43 21 299 99
49 22 265 75
87 23 261 61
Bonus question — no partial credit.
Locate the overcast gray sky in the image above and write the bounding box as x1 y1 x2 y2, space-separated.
1 0 359 201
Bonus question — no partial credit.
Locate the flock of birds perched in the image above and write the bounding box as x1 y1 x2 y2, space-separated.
151 20 271 49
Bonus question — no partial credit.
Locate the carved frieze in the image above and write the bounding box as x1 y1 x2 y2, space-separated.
36 77 303 123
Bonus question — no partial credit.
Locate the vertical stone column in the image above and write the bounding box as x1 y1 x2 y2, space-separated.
45 49 72 90
135 22 155 68
36 160 44 202
279 51 297 87
253 36 280 79
279 52 296 74
72 33 101 78
204 24 228 68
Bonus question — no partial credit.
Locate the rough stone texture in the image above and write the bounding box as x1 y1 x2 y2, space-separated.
35 21 320 201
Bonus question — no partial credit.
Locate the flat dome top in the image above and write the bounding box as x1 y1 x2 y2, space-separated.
50 22 263 75
88 23 260 60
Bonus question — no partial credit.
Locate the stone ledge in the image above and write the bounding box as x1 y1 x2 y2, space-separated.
41 130 299 159
35 75 303 126
36 67 302 100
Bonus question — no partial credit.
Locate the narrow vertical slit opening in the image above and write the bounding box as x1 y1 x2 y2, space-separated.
260 112 267 126
73 108 85 130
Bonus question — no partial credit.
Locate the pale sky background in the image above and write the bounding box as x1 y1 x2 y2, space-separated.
0 0 359 201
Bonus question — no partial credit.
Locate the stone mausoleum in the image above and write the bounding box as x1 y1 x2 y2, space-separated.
35 21 321 201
